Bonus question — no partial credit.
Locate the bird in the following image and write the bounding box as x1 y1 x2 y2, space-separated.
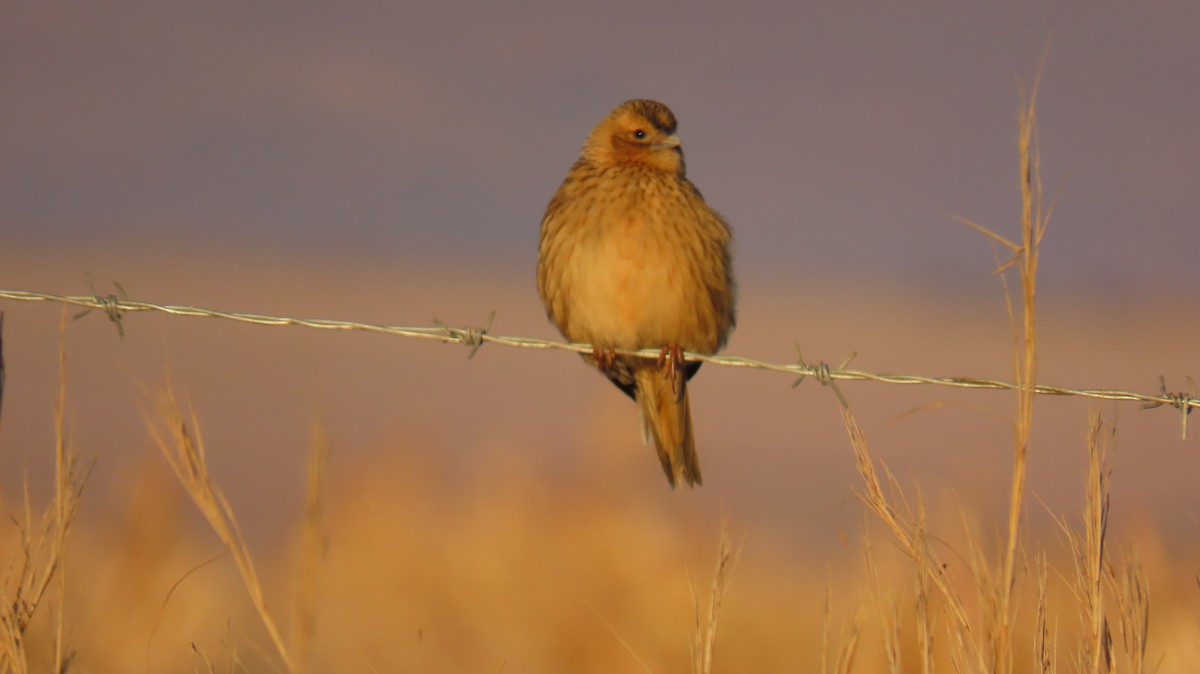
537 99 736 488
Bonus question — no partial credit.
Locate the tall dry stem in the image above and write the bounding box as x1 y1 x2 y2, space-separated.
1045 408 1140 674
1080 411 1113 674
844 62 1054 674
51 310 73 672
1105 548 1149 674
1033 553 1054 674
821 581 864 674
0 310 89 674
954 65 1051 671
861 531 902 674
843 406 982 667
993 70 1050 673
690 520 739 674
147 388 294 672
292 422 329 673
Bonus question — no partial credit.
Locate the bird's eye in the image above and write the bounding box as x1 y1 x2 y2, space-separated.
633 129 647 140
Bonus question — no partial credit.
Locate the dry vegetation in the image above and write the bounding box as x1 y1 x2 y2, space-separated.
3 84 1199 674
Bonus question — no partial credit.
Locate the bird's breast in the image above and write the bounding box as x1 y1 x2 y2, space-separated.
543 173 730 354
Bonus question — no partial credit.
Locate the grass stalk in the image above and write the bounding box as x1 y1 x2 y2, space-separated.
148 389 294 672
0 310 89 674
691 520 739 674
292 422 329 673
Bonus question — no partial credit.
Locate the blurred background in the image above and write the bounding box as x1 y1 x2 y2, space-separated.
2 2 1199 672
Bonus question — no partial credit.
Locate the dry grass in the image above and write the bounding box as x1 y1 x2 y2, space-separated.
292 421 328 674
146 387 294 672
690 520 739 674
0 407 1197 673
2 80 1199 674
837 72 1053 674
817 67 1179 674
1 311 90 674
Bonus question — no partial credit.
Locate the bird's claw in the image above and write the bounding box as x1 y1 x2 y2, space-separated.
592 347 618 372
658 343 685 394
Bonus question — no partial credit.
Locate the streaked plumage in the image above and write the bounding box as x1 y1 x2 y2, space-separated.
537 99 736 488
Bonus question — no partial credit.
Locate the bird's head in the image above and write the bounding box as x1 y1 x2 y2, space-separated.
582 99 686 175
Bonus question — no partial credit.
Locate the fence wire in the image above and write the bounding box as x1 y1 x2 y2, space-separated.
0 287 1194 438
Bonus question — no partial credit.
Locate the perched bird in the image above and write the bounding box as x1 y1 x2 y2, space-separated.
537 99 736 488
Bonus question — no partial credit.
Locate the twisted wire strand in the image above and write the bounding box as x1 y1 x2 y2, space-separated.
1 289 1194 434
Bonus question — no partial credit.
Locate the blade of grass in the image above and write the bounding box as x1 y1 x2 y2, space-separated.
147 387 294 672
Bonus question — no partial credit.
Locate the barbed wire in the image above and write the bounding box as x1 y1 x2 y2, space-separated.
0 287 1194 439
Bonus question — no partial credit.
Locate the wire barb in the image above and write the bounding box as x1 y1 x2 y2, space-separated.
791 346 856 410
72 274 128 338
1140 375 1195 440
1 287 1197 428
433 310 496 360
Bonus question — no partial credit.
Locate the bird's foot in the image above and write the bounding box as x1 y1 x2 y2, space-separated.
592 347 618 372
657 343 685 394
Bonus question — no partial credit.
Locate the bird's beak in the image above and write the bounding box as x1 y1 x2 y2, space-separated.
653 134 681 151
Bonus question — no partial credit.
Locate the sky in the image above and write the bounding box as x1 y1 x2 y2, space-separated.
3 2 1198 299
3 11 1200 666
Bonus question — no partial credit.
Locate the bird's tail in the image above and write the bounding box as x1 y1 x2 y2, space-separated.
634 365 701 488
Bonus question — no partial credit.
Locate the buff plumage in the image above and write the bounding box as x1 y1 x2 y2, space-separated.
537 99 736 488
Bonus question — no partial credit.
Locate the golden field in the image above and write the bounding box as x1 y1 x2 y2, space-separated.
3 117 1200 672
2 238 1198 672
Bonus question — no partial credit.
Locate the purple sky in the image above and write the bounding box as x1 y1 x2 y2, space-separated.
4 2 1198 298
